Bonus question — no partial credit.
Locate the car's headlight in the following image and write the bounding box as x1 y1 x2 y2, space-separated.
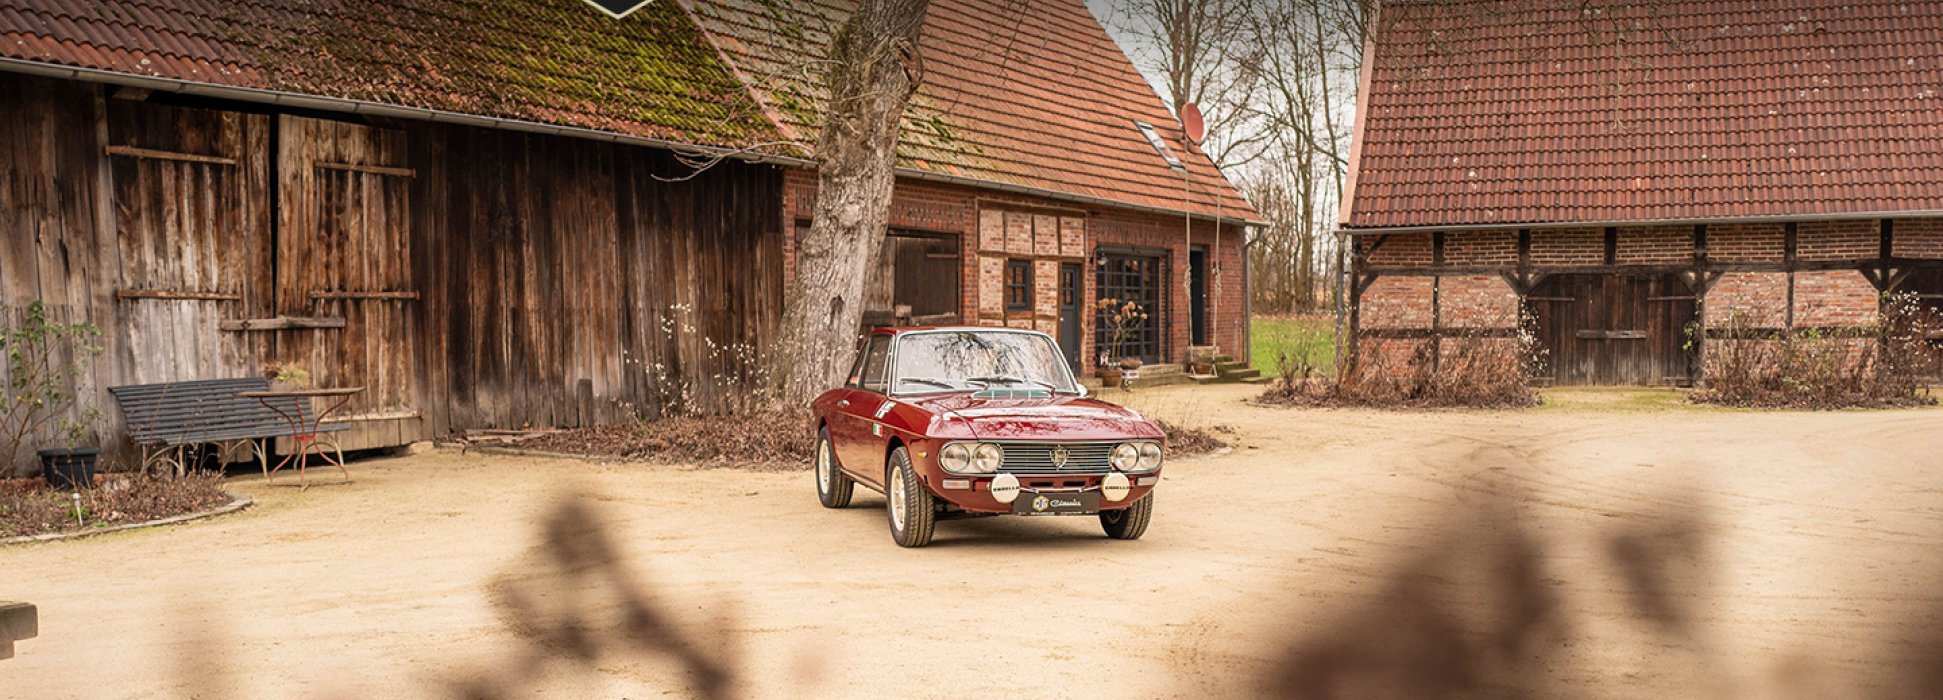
972 443 1004 473
939 442 971 472
1110 442 1139 471
1136 441 1163 471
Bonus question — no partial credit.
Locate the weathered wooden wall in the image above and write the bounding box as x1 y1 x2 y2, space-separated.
0 73 783 474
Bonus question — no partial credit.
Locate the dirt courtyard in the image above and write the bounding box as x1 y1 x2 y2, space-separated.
5 385 1942 698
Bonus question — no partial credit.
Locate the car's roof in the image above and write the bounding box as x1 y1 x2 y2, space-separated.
870 325 1049 337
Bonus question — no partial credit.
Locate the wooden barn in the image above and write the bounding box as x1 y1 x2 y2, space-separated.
0 0 1256 471
1340 0 1943 385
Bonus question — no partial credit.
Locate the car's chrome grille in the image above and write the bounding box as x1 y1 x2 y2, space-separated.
995 442 1117 473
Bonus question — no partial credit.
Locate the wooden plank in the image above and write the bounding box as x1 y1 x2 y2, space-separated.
315 161 416 178
1576 329 1649 340
308 290 420 301
115 289 241 301
103 145 237 166
218 316 346 331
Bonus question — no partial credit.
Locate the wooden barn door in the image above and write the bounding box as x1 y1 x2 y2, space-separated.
1531 274 1694 385
276 116 419 442
104 101 273 384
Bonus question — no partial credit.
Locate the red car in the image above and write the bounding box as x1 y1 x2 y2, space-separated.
810 327 1164 547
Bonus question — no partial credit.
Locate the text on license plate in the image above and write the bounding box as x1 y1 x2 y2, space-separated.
1013 491 1100 516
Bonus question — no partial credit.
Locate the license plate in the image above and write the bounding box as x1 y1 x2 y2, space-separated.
1013 491 1100 516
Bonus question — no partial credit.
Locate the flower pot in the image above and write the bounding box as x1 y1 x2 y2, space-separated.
40 447 99 491
1098 369 1124 386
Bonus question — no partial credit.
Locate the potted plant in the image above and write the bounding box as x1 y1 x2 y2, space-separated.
265 361 313 392
0 300 103 487
39 416 99 491
1095 298 1149 388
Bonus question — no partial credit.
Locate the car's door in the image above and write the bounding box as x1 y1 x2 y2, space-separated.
832 334 894 486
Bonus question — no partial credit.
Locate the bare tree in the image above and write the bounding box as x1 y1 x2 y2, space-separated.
1103 0 1271 169
771 0 933 405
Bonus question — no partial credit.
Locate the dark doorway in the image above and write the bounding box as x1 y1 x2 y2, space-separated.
1058 263 1082 371
1906 268 1943 375
857 230 960 325
1529 274 1696 385
1095 250 1165 364
1188 246 1208 346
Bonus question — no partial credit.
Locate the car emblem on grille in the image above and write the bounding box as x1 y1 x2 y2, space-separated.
1050 446 1070 468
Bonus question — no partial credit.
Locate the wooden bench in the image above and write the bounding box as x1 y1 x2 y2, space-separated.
0 601 34 660
109 378 349 476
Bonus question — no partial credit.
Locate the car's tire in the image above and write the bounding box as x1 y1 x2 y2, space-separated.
885 447 936 548
1100 493 1154 540
814 427 854 509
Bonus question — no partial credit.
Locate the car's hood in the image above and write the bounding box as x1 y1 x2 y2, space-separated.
903 394 1162 441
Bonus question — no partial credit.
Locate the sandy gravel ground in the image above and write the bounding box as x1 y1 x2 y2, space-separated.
4 385 1942 698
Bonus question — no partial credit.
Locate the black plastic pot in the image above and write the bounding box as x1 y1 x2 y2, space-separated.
39 447 99 491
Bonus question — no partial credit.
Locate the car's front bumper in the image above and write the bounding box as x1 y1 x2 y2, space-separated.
923 471 1159 514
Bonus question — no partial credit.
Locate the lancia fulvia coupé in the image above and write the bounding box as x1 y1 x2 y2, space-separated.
811 327 1164 547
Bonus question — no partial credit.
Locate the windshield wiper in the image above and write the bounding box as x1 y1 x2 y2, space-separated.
899 377 959 390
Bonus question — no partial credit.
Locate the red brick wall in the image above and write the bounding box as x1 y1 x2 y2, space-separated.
1439 275 1519 328
1529 228 1604 266
1615 225 1690 264
1798 220 1879 262
1794 270 1879 326
1363 232 1432 266
1894 218 1943 258
783 167 1248 371
1707 223 1784 262
1360 276 1434 328
1708 272 1788 327
1444 230 1518 266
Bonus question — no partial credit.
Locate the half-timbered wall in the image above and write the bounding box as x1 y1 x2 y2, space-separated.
1348 219 1943 385
0 74 781 472
780 169 1249 374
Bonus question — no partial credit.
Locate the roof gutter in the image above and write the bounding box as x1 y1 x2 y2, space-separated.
1340 208 1943 236
0 57 1266 227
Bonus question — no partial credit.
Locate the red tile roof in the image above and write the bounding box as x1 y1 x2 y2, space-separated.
684 0 1255 220
0 0 1253 221
1345 0 1943 230
0 0 779 147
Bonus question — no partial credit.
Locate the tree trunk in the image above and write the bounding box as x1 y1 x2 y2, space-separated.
772 0 933 407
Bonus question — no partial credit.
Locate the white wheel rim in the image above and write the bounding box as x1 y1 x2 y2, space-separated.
889 469 908 531
816 439 831 493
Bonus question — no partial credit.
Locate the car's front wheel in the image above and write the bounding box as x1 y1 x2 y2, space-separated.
1100 493 1154 540
815 427 853 508
885 447 936 548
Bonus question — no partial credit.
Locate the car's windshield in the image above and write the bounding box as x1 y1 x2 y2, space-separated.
891 331 1079 395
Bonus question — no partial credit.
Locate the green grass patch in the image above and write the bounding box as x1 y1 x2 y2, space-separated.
1251 315 1337 378
1534 387 1716 413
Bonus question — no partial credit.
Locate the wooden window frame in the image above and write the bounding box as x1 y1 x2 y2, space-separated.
1004 259 1034 312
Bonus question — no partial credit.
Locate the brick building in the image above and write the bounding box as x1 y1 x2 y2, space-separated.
1341 0 1943 385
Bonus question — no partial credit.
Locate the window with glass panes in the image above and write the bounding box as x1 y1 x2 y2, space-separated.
1094 251 1164 363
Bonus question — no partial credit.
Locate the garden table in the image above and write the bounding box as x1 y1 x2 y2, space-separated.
237 387 363 489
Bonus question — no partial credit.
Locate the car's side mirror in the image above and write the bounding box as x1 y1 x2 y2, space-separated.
1075 384 1090 398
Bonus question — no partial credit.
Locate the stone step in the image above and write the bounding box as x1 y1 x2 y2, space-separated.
1219 368 1262 381
1212 354 1236 364
1213 360 1248 372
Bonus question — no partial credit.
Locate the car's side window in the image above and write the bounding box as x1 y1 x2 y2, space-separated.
858 336 892 394
844 338 872 388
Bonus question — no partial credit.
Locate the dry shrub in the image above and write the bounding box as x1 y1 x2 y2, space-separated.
1260 323 1541 410
0 471 229 538
1157 419 1232 456
522 409 813 470
1694 293 1940 409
